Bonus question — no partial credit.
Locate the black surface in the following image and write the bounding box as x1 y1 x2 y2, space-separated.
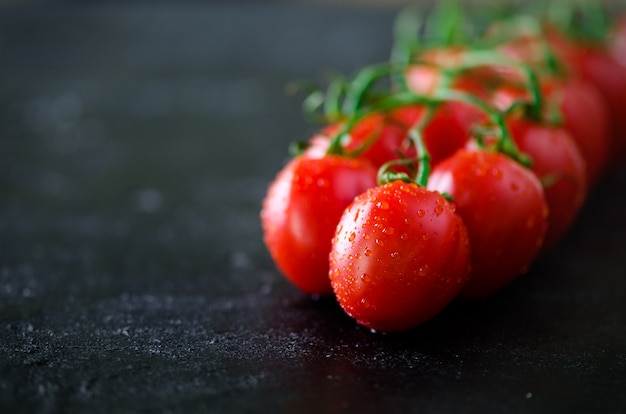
1 3 626 413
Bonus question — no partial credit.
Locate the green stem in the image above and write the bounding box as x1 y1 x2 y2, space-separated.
329 92 435 157
408 106 435 187
323 77 348 122
375 105 436 186
343 63 405 116
440 49 544 121
327 87 531 168
431 89 531 167
578 0 609 42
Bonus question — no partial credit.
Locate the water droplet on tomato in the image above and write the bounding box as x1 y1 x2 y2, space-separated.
375 238 384 246
376 200 389 210
365 248 372 257
417 209 426 218
382 227 394 235
418 265 430 276
400 233 408 241
434 205 444 216
475 167 487 177
349 232 356 242
390 251 400 258
363 233 370 240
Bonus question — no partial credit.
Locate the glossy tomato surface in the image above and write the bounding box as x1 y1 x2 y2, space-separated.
508 119 587 252
304 104 470 172
428 150 548 300
574 47 626 168
329 181 471 332
261 155 378 295
545 79 610 186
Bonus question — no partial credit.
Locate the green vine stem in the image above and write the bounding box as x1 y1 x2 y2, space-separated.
326 85 530 170
418 49 545 122
409 106 436 187
550 0 609 43
431 89 531 167
489 14 570 77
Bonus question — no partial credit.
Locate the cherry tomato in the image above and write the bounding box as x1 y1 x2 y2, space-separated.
542 79 609 186
430 56 610 187
573 47 626 167
542 26 626 168
329 181 471 332
393 104 471 167
490 77 609 188
302 111 414 168
427 150 548 300
507 119 587 252
261 155 378 295
303 104 469 171
405 62 488 135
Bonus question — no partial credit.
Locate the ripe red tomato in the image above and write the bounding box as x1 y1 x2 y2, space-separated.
303 104 470 172
394 104 472 167
261 155 378 295
541 26 626 168
405 61 489 135
329 181 471 332
302 111 415 168
507 119 587 251
573 48 626 167
542 79 610 186
490 76 609 187
426 55 610 187
427 150 548 300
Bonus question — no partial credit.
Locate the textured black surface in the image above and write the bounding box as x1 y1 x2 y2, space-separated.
1 3 626 413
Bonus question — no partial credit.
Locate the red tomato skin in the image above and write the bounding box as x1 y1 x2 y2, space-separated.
508 119 588 252
329 182 471 332
427 150 548 300
302 112 415 168
545 28 626 168
439 60 609 188
394 104 473 166
575 48 626 167
547 79 610 186
303 105 470 171
261 155 378 295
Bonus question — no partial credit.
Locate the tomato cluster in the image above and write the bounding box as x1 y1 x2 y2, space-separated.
261 3 626 332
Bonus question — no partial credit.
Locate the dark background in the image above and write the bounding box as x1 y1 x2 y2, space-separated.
1 2 625 413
